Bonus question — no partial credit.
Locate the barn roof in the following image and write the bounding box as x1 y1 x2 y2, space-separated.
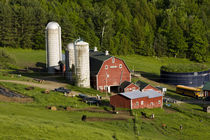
89 51 112 75
120 81 132 89
136 80 148 90
203 82 210 90
119 90 162 100
89 50 130 75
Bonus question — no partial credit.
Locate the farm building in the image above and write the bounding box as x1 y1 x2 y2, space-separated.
203 82 210 97
119 81 139 92
136 80 162 94
110 90 163 109
90 50 131 93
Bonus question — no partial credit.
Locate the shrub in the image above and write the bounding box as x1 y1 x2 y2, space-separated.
161 63 209 73
0 49 16 69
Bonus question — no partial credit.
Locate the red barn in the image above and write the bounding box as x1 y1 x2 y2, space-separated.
90 50 131 92
110 90 163 109
119 81 139 92
136 80 162 94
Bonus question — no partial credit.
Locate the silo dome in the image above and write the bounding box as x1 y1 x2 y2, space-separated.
45 21 62 74
46 22 60 30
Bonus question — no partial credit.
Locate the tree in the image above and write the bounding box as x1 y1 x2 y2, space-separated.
188 16 208 62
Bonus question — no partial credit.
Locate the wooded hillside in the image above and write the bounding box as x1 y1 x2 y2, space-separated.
0 0 209 62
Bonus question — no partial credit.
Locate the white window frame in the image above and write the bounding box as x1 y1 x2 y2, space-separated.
141 101 144 105
136 101 139 106
119 64 122 68
158 100 161 104
105 65 108 69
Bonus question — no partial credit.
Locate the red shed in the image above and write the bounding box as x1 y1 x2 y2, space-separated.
136 80 162 94
119 81 139 92
110 90 163 109
90 51 131 93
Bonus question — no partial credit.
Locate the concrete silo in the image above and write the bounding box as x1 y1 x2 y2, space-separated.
74 40 90 88
65 43 75 81
45 22 62 74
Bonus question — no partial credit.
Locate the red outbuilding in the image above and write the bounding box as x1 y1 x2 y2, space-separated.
90 50 131 93
136 80 162 94
110 90 163 109
119 81 139 92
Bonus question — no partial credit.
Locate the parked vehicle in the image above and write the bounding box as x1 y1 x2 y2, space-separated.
176 85 203 99
54 87 71 94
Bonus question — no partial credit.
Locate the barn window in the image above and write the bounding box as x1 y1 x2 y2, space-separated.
136 101 139 106
132 87 135 91
119 64 122 68
158 100 161 104
112 57 115 63
141 101 144 105
105 65 108 69
150 102 154 106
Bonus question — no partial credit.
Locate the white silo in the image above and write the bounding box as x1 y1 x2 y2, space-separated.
74 40 90 88
65 43 75 81
45 22 62 73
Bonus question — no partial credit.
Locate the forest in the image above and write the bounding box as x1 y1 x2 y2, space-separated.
0 0 209 62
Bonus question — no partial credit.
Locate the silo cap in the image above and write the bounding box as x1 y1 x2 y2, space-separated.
46 22 60 29
75 41 89 46
67 43 74 50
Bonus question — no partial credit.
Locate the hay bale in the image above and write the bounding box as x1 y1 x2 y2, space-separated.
42 90 49 94
50 106 57 111
65 106 71 111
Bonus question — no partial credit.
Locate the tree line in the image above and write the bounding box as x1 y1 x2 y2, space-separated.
0 0 209 62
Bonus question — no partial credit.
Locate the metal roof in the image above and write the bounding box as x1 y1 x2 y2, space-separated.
203 82 210 90
89 51 112 75
120 81 131 89
136 80 148 90
119 90 162 100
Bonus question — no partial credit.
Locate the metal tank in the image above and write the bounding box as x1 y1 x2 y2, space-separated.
45 22 62 74
74 40 90 88
65 43 75 81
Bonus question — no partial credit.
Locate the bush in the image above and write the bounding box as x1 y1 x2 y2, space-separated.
161 63 209 73
0 49 16 69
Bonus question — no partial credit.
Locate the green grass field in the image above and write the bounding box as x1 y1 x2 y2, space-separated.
117 55 210 75
0 48 210 139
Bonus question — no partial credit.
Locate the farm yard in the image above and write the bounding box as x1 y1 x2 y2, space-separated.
0 48 210 139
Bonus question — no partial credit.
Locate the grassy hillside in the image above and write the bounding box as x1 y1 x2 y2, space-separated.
117 55 210 75
0 82 210 140
0 48 210 139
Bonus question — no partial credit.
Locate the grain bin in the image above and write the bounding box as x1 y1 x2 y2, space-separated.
45 22 62 74
65 43 75 81
74 40 90 88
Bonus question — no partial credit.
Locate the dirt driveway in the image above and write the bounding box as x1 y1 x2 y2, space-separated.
0 80 67 90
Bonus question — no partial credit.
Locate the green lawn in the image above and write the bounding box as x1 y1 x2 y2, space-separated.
0 81 210 139
117 55 210 75
0 48 210 139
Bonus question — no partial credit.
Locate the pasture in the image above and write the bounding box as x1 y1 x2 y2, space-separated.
0 48 210 139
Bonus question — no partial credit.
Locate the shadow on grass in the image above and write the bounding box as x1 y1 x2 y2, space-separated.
8 62 70 84
134 71 161 82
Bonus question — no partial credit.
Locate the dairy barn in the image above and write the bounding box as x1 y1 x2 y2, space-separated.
65 44 131 92
45 21 131 92
89 49 131 93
